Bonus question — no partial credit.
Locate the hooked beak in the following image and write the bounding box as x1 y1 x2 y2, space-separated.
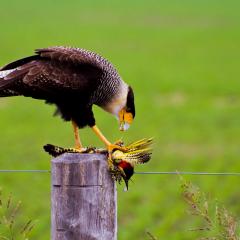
123 177 129 190
119 121 130 131
119 167 129 190
118 167 130 191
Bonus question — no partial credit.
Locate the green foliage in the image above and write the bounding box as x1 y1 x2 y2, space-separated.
181 179 240 240
0 0 240 239
146 231 158 240
147 179 240 240
0 189 34 240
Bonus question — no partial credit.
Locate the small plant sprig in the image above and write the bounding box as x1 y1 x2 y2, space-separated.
181 178 240 240
0 188 35 240
146 230 158 240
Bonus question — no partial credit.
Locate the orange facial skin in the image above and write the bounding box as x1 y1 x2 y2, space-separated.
118 108 133 124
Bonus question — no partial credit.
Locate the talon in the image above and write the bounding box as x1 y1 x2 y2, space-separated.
69 147 88 153
114 139 124 147
107 144 127 153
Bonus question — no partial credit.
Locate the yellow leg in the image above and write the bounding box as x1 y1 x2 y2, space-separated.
91 125 127 152
91 125 111 147
91 125 128 170
72 120 83 150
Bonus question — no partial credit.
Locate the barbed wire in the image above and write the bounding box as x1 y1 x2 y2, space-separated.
0 170 240 176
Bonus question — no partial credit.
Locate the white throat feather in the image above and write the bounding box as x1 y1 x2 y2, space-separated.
102 82 128 116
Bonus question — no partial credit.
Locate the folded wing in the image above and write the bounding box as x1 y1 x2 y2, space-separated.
0 47 103 100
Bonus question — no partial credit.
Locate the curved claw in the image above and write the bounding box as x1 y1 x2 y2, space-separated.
69 147 88 153
113 139 124 147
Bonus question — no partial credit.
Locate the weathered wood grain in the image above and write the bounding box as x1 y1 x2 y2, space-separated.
51 153 117 240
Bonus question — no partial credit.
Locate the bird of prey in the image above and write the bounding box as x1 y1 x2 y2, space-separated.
0 47 135 154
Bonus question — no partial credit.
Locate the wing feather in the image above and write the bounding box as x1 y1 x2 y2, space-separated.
35 47 107 69
0 47 104 99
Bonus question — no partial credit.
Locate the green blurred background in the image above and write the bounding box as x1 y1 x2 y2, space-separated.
0 0 240 239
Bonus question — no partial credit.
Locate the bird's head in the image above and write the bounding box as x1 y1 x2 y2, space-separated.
118 86 135 131
117 160 134 190
111 138 153 190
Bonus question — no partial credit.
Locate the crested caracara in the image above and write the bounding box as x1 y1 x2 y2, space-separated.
0 47 135 153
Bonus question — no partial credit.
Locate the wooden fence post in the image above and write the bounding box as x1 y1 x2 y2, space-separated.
51 153 117 240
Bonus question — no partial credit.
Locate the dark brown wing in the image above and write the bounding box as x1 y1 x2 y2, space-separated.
0 47 103 99
0 55 39 71
35 47 105 68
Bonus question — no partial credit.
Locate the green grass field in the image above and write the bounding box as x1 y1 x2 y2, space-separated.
0 1 240 239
